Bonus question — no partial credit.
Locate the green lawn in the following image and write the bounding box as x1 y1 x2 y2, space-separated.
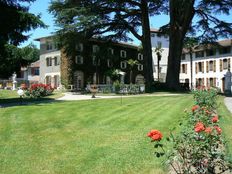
0 94 231 174
0 90 64 105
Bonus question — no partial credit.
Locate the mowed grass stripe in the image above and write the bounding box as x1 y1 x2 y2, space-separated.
0 95 192 174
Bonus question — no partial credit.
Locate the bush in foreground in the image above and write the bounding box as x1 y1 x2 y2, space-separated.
148 87 231 174
24 84 54 98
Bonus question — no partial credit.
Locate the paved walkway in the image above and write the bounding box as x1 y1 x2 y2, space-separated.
56 92 182 101
224 97 232 113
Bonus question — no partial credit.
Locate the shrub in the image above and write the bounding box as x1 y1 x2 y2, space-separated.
25 84 54 98
148 88 232 174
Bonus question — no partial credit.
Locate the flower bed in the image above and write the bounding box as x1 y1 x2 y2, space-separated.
148 87 231 174
24 84 54 98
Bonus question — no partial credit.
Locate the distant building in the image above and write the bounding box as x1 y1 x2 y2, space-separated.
180 39 232 92
19 60 40 84
35 36 144 90
150 28 169 82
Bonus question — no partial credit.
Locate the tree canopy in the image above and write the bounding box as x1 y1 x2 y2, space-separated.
49 0 167 92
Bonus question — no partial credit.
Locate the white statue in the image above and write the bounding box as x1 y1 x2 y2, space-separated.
12 72 17 90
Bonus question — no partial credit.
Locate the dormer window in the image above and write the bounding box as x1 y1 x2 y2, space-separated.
76 43 83 52
46 42 53 50
120 50 127 58
138 53 143 60
93 45 99 53
108 48 114 55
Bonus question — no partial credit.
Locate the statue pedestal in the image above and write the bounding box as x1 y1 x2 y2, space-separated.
12 81 17 90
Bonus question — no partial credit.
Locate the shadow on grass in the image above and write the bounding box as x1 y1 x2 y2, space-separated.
0 97 63 108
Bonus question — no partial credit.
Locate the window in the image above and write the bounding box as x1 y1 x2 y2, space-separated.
46 42 53 50
181 64 187 74
108 48 114 55
93 45 99 53
107 59 113 67
138 64 143 71
198 62 203 72
209 78 214 86
120 61 127 69
195 51 204 58
75 56 83 64
151 33 156 37
92 56 100 65
181 54 186 60
76 43 83 52
54 42 59 50
209 61 213 71
138 53 143 60
206 49 216 56
223 59 228 70
219 46 231 54
34 68 39 75
120 50 127 58
46 57 52 66
54 56 60 66
45 76 51 85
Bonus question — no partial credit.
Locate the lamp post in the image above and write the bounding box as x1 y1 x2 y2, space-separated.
17 89 24 105
118 71 125 105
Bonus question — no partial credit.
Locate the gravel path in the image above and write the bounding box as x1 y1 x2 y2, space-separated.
224 97 232 113
56 93 182 101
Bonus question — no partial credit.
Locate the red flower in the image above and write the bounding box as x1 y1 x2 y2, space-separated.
147 130 162 141
211 116 219 123
214 126 222 135
194 122 205 133
205 127 212 134
192 105 199 112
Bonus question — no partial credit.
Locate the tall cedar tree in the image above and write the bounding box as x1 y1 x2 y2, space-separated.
0 0 45 61
49 0 167 92
165 0 232 90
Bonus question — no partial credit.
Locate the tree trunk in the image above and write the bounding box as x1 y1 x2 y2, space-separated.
166 0 195 90
141 0 154 92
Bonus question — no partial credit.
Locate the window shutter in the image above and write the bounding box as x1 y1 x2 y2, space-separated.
213 60 216 72
195 63 198 74
206 78 209 87
206 61 209 73
213 78 216 86
228 58 231 69
220 59 223 71
185 64 187 74
202 78 205 86
202 62 204 73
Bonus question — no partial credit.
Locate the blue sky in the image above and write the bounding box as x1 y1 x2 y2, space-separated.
20 0 231 48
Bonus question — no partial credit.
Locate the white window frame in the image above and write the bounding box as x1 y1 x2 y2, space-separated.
138 53 143 60
76 43 83 52
138 64 143 71
108 48 114 55
46 57 52 66
120 50 127 58
121 61 127 69
107 59 113 67
93 45 99 53
75 56 83 64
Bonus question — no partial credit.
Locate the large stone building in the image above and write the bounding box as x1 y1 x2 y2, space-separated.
180 39 232 92
35 36 145 89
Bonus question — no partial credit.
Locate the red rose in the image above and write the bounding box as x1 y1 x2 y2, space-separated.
211 116 219 123
147 129 162 141
192 105 199 112
205 127 212 134
194 122 205 133
214 126 222 135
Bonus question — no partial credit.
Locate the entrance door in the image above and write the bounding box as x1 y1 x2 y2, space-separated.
74 71 84 90
222 77 225 93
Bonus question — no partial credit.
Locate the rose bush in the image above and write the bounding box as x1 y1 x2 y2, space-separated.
25 84 54 98
148 87 231 174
